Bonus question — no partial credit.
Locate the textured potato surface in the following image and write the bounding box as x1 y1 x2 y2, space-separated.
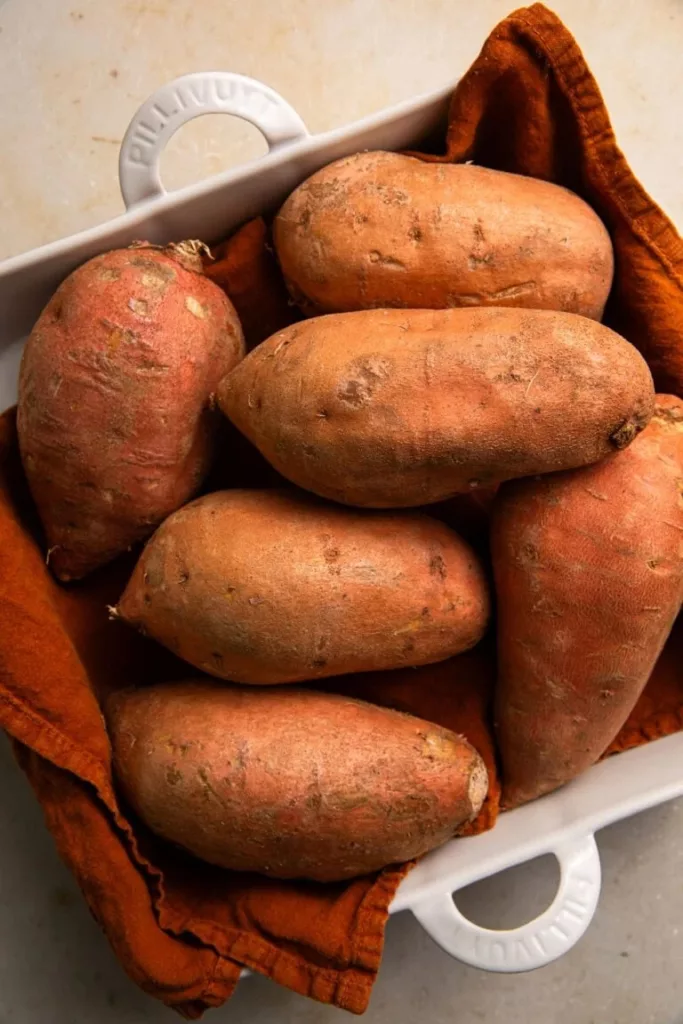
108 681 489 881
219 307 654 507
116 489 490 684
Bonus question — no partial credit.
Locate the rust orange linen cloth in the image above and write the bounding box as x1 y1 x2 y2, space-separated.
1 3 683 1017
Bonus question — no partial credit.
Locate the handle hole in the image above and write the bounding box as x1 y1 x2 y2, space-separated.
159 113 269 192
452 854 560 929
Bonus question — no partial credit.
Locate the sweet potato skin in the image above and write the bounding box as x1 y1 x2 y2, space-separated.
116 489 490 684
107 681 488 881
274 152 614 319
493 395 683 808
218 307 654 507
17 245 245 580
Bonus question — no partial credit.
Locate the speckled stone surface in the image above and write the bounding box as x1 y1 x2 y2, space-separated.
1 1 682 1021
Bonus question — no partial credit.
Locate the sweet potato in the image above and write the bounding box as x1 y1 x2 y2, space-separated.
17 242 245 581
107 681 488 881
114 489 490 684
493 395 683 808
218 307 654 507
274 152 613 318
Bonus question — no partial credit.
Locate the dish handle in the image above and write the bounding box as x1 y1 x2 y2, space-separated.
118 72 309 209
411 834 601 972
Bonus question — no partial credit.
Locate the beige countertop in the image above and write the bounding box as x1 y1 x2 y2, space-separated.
1 1 682 1021
2 0 683 262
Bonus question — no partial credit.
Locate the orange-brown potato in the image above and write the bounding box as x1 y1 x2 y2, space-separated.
114 489 490 684
17 243 245 581
107 681 488 881
218 307 654 508
493 395 683 808
274 152 613 318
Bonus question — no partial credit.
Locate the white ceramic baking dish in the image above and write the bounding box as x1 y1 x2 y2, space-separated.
2 71 682 976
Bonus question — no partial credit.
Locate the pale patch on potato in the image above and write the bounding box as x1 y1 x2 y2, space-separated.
185 296 209 319
142 271 170 291
102 318 137 352
468 760 489 814
99 267 121 282
338 356 391 407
